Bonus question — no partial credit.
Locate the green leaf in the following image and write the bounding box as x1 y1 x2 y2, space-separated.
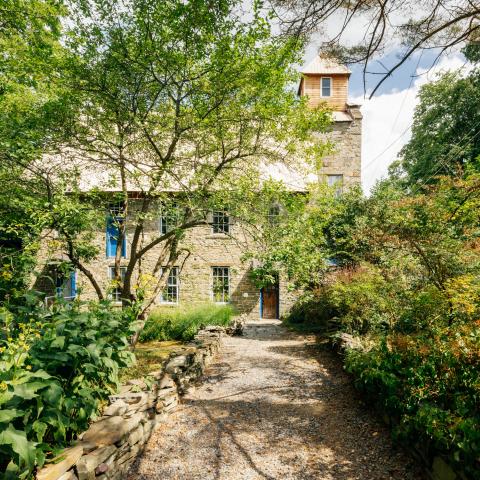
12 381 49 400
0 424 37 471
51 335 65 349
32 420 48 442
0 409 22 423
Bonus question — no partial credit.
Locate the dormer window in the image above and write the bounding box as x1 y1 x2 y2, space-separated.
321 77 332 97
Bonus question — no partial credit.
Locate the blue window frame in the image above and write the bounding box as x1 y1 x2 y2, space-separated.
55 271 77 299
106 216 126 258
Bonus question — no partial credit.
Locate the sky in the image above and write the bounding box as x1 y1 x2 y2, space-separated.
302 21 471 192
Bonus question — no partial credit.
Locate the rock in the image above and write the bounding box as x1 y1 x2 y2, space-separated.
94 463 109 475
158 373 175 389
166 355 188 373
57 471 78 480
82 416 132 446
37 445 83 480
331 332 363 352
103 399 128 416
76 445 117 480
115 443 142 466
108 392 145 405
126 425 144 446
432 457 457 480
127 379 148 390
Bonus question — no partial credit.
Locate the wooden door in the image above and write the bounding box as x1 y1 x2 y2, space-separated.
262 284 279 319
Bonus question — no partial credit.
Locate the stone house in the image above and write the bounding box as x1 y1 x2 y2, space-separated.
36 56 362 320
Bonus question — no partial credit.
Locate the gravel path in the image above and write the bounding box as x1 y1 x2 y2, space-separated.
128 320 425 480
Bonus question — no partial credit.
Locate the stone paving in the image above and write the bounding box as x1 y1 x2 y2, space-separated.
128 320 426 480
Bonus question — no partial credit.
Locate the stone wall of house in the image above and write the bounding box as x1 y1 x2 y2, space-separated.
33 207 299 320
36 323 243 480
318 108 362 188
32 108 361 319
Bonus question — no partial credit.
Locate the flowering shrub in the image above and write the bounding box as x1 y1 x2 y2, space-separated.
345 323 480 477
0 296 138 479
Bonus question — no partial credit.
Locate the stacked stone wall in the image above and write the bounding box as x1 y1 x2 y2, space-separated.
36 323 242 480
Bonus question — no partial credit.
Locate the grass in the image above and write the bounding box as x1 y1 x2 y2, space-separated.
120 340 183 382
139 302 236 342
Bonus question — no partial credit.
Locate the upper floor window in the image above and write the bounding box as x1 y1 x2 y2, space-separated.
327 174 343 197
160 267 179 304
109 266 126 303
267 204 280 226
106 216 127 258
160 202 179 235
212 267 230 303
212 210 230 234
321 77 332 97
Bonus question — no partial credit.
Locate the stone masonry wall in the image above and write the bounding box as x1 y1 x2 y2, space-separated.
318 113 362 188
34 208 298 320
36 323 242 480
33 112 361 319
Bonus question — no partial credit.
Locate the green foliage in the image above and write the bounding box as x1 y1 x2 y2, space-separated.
0 296 137 478
393 67 480 186
345 324 480 477
140 303 235 342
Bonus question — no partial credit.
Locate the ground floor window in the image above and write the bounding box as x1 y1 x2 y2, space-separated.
109 266 126 302
161 267 179 303
327 174 344 196
212 266 230 303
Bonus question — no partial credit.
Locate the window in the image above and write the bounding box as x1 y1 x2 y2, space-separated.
267 204 280 226
109 266 126 302
321 77 332 97
212 210 230 234
160 267 179 304
160 203 179 235
212 267 230 303
106 216 127 258
54 270 76 300
327 174 344 196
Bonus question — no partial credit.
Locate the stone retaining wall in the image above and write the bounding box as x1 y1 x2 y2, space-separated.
36 324 237 480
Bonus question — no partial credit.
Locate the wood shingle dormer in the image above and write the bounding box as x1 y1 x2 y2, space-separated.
298 56 351 112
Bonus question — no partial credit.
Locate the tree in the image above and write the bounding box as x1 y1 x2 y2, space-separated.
31 0 330 321
0 0 74 299
270 0 480 96
390 47 480 187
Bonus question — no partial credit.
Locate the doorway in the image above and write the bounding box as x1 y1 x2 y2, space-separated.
261 281 279 319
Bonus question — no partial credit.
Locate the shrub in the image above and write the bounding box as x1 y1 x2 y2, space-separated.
0 295 137 479
140 303 235 342
345 323 480 477
285 266 403 335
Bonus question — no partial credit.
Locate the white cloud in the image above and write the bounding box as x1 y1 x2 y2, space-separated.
355 54 472 193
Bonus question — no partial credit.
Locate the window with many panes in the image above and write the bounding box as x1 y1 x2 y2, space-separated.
327 174 343 197
321 77 332 97
109 266 126 302
212 267 229 303
106 202 127 258
267 204 280 226
212 211 230 234
160 267 179 303
160 203 179 235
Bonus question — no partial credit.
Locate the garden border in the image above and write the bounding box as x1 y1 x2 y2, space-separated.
36 320 244 480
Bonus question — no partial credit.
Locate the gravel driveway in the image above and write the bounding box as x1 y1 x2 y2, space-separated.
128 320 425 480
